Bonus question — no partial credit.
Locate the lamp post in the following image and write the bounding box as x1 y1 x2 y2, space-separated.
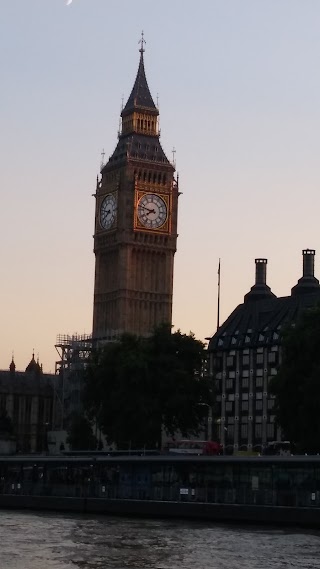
216 418 228 454
198 403 213 441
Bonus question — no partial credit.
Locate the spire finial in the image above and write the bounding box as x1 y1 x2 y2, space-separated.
139 31 146 54
172 147 176 167
100 148 105 169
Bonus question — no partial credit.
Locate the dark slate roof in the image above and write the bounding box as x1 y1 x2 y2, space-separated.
25 354 41 374
208 291 320 352
103 133 172 172
122 52 157 114
291 274 320 296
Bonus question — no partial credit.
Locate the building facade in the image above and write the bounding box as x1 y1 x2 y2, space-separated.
0 354 54 453
92 39 178 340
208 249 320 453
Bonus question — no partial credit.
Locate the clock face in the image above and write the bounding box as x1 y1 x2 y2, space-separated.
137 193 167 229
100 194 117 230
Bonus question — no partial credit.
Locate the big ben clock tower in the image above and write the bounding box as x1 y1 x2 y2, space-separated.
92 36 178 340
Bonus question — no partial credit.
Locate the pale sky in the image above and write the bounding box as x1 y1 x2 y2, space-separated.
1 0 320 372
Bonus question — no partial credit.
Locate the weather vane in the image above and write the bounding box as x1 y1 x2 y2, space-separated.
139 31 146 54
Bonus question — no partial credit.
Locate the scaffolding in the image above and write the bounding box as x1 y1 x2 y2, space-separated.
54 334 93 430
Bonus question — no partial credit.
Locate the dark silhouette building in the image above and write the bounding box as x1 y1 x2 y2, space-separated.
92 37 179 340
208 249 320 453
0 354 54 453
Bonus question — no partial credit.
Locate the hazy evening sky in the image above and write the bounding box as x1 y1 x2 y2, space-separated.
1 0 320 372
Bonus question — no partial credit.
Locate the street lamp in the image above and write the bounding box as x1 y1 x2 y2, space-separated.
216 418 228 453
198 403 213 441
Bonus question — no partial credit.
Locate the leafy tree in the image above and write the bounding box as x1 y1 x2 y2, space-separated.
66 413 97 451
270 305 320 453
84 325 212 449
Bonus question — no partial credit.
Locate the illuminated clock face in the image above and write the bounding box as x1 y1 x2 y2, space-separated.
137 193 167 229
100 194 117 230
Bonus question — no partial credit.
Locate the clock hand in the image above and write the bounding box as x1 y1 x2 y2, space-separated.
139 205 156 215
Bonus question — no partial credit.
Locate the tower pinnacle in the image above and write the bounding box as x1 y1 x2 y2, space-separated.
139 30 146 54
122 33 157 115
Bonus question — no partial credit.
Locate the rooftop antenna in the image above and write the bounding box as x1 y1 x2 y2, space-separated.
217 258 221 331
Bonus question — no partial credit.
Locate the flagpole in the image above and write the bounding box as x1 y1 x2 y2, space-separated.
217 258 221 331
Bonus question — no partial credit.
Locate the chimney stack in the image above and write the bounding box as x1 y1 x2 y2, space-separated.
302 249 315 277
244 258 276 302
291 249 320 296
255 258 267 285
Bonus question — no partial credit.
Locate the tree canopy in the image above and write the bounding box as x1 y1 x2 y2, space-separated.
270 305 320 453
66 413 97 451
84 325 212 449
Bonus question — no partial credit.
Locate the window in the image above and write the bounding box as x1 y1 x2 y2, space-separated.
267 399 274 410
241 424 248 438
242 370 249 378
242 401 249 412
242 393 249 401
242 377 249 388
226 356 234 367
255 400 263 411
243 356 249 365
255 424 262 438
256 392 263 400
256 354 264 364
226 379 233 389
268 352 276 363
228 417 235 425
225 402 233 412
255 415 262 423
229 371 236 379
227 425 234 438
270 368 277 376
228 394 235 402
256 368 263 377
267 423 275 438
256 377 263 388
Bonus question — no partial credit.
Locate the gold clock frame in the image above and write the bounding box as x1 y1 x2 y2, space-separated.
134 189 171 233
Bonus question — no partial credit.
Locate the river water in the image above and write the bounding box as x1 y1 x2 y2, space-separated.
0 511 319 569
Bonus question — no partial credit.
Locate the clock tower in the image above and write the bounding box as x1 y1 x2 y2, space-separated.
92 38 178 340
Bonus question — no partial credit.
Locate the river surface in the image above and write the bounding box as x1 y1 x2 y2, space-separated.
0 511 319 569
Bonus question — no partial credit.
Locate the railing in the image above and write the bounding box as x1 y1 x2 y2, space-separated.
1 481 319 508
